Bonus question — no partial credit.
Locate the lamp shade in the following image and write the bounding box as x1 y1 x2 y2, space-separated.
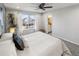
10 27 16 33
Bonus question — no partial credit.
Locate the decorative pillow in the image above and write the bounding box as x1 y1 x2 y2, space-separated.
13 33 25 50
0 33 2 39
0 39 17 56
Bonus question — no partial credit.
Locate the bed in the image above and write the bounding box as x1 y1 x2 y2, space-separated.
16 31 71 56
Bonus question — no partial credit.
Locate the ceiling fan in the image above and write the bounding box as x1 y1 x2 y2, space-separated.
37 3 53 10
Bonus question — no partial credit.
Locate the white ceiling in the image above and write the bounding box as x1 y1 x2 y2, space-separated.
4 3 78 13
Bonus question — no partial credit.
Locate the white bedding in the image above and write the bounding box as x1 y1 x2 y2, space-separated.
0 39 17 56
17 31 71 56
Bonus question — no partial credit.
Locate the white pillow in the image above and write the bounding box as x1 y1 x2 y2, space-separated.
1 33 13 40
0 39 17 56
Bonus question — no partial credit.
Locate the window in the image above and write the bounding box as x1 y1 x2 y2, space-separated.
21 13 36 30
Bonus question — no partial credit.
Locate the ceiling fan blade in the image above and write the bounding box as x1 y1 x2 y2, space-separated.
39 3 45 7
42 8 45 10
38 3 53 10
39 3 45 9
44 6 53 8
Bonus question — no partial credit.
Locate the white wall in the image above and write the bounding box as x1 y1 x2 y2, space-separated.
43 4 79 45
35 14 43 30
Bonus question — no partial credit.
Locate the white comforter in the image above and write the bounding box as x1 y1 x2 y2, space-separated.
17 31 71 56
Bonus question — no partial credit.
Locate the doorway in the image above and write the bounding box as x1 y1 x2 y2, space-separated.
47 15 53 34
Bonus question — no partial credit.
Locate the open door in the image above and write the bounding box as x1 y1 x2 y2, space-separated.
48 15 53 34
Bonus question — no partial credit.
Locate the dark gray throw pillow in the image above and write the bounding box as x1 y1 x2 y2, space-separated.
13 33 25 50
0 33 2 39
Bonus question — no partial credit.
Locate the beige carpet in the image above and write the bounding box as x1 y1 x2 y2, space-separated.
48 33 79 56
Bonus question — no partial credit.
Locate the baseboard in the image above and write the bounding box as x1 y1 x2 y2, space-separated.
54 36 79 46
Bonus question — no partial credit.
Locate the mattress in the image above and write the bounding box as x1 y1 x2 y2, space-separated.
16 31 71 56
